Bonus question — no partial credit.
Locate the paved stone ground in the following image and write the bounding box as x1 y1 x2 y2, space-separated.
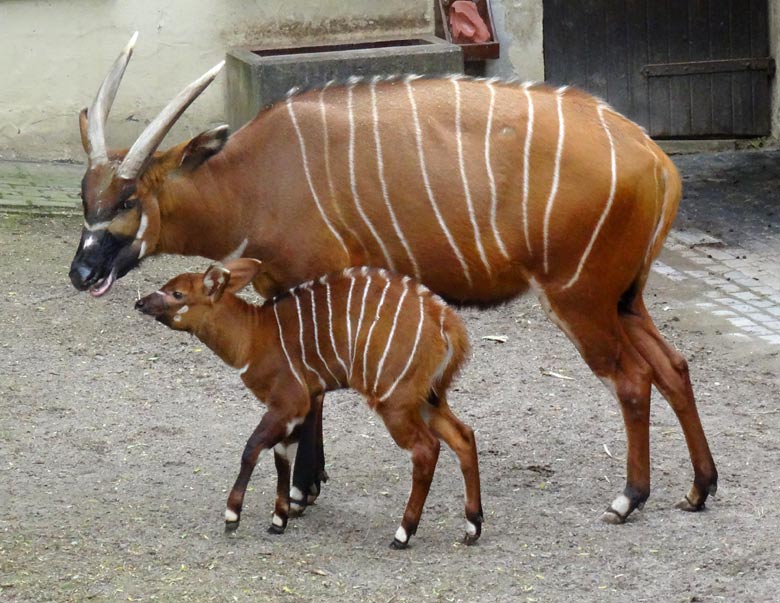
2 150 778 351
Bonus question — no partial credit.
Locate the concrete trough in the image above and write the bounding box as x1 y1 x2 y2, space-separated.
225 35 463 131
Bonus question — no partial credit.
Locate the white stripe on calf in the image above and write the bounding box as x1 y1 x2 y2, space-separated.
379 295 424 402
521 84 535 255
373 285 409 394
293 292 327 389
453 79 491 277
563 103 617 290
485 81 509 259
273 303 307 391
370 78 421 279
325 281 350 380
350 276 373 376
542 87 566 274
286 98 350 260
308 288 341 386
347 84 396 271
361 278 392 391
405 79 473 286
345 275 357 365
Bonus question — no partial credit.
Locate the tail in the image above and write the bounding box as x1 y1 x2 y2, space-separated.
432 303 470 395
620 146 682 312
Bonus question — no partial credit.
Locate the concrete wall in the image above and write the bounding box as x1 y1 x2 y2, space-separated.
0 0 431 162
484 0 544 81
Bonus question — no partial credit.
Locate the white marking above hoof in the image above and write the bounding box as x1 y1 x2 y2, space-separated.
394 526 408 544
225 508 239 523
290 486 304 502
465 520 478 537
272 513 285 527
611 494 631 517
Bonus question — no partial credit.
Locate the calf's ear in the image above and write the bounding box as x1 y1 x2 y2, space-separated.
223 258 263 294
203 265 231 302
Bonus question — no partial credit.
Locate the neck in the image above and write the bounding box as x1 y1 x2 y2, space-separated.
191 295 264 369
156 152 252 261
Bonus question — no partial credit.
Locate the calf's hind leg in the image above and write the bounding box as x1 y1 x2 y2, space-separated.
376 395 441 549
427 393 483 544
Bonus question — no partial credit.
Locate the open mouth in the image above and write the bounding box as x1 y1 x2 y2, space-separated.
89 271 117 298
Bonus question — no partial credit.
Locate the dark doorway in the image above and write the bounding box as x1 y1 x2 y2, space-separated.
543 0 775 138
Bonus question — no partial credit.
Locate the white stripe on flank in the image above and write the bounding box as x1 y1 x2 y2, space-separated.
361 278 392 391
307 288 341 386
542 88 567 274
350 276 373 377
563 104 617 290
345 274 357 366
379 295 425 402
370 79 421 279
320 85 366 256
643 153 666 267
453 79 491 277
286 98 350 260
405 80 472 286
293 292 327 389
347 84 395 271
273 303 306 391
325 281 350 379
485 82 509 259
373 285 409 393
521 84 535 255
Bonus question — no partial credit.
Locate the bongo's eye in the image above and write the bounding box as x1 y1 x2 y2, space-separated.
172 291 184 300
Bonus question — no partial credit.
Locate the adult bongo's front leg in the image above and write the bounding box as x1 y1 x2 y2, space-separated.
290 394 326 515
269 437 299 534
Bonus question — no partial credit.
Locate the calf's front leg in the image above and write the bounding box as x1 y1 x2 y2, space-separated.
224 411 289 533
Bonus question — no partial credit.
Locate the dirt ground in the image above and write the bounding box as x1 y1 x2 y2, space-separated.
2 151 780 602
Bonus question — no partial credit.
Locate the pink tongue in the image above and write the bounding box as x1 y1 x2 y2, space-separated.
89 273 116 297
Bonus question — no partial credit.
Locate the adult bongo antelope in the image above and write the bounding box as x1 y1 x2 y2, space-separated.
135 261 480 547
69 33 717 524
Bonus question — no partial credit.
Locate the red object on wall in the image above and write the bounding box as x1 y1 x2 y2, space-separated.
450 1 492 44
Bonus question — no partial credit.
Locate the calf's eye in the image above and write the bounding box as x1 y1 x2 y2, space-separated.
172 291 184 300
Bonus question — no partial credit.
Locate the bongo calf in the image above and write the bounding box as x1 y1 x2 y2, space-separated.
135 259 482 548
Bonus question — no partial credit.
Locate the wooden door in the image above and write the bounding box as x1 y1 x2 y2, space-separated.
543 0 775 138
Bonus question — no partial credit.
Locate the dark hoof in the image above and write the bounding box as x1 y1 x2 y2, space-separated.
267 523 286 535
390 538 409 550
224 521 240 534
318 469 330 484
709 481 718 496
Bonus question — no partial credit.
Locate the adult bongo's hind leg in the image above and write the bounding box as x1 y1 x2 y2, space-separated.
427 393 483 544
543 293 654 524
290 394 327 516
269 437 298 534
620 298 717 510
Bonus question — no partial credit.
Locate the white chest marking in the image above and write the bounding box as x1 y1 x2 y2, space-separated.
83 235 97 249
238 363 250 376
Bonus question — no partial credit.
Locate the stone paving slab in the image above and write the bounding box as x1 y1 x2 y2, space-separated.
0 160 82 213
